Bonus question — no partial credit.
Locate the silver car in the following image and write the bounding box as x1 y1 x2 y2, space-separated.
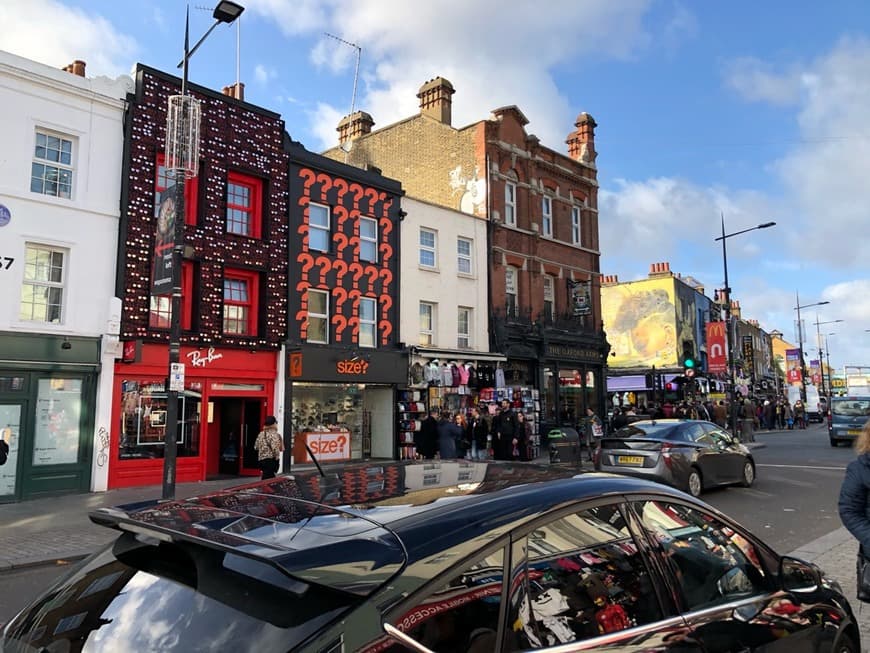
594 419 755 497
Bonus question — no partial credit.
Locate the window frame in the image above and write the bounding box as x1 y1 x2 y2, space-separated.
571 206 582 245
31 129 74 199
226 171 263 238
505 266 518 317
541 195 553 237
457 237 473 276
360 217 378 263
222 268 259 336
504 181 517 226
359 296 377 348
155 153 199 226
543 275 555 320
457 306 472 349
419 302 435 345
419 228 437 269
149 261 194 330
307 289 329 344
309 203 331 253
19 243 67 324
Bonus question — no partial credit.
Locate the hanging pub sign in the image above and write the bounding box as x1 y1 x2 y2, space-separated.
568 279 592 316
151 184 178 296
742 335 754 372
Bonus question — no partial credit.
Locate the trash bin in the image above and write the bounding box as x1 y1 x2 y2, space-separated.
548 427 582 468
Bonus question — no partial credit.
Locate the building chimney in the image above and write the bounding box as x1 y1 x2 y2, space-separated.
62 60 87 77
222 82 245 101
417 77 455 125
337 111 375 146
566 112 596 165
601 274 619 285
648 262 672 277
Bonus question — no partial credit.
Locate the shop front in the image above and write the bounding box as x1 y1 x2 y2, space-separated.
286 345 407 466
109 343 278 489
539 343 607 430
0 333 99 502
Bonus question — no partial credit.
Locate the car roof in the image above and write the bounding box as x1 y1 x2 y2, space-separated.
90 461 681 595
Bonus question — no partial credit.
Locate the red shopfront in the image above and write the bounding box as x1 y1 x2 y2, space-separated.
109 343 278 489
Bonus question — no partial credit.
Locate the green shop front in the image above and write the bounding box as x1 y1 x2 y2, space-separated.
0 333 98 502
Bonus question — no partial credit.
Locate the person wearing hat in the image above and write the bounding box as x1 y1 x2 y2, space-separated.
254 415 283 479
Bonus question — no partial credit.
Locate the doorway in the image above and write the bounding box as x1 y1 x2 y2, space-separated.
213 397 263 477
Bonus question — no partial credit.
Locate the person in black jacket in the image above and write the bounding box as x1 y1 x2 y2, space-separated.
415 409 439 460
838 419 870 557
492 399 518 461
467 407 489 460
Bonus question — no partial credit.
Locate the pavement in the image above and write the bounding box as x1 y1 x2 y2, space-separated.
0 438 867 643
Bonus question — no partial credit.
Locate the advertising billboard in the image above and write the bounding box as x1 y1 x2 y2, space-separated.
601 278 677 368
785 348 802 383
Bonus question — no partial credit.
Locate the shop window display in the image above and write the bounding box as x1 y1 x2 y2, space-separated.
290 383 367 463
119 380 201 460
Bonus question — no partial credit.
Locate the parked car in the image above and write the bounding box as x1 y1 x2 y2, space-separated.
595 419 755 497
1 460 858 653
828 395 870 446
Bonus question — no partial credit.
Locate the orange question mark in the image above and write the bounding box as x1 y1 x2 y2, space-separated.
300 168 316 196
332 314 348 339
332 286 348 311
333 259 348 283
378 267 393 293
379 319 393 344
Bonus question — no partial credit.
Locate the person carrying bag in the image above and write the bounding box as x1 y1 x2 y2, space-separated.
837 418 870 602
254 415 283 480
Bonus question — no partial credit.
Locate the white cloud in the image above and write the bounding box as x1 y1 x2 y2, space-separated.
724 57 804 106
254 63 276 84
307 102 344 152
0 0 137 78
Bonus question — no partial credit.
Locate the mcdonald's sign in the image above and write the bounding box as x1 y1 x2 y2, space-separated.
706 321 727 373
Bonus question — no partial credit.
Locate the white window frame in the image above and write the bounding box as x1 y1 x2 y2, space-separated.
419 302 435 345
31 129 74 199
359 296 377 348
419 228 437 269
19 243 67 324
307 289 329 344
504 182 516 226
505 266 518 317
360 217 378 263
543 275 555 320
542 196 553 237
457 237 473 276
309 203 330 252
571 206 581 245
458 307 472 349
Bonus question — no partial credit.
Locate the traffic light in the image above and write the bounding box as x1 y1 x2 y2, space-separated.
682 341 695 374
645 372 654 388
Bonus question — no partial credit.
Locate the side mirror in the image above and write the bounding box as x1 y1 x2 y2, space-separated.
780 556 821 592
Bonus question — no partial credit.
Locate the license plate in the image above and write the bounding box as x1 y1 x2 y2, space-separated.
848 430 861 435
617 455 644 466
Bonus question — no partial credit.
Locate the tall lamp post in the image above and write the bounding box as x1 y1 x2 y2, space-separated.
793 293 829 405
714 215 776 439
824 333 837 400
813 316 843 397
162 1 244 501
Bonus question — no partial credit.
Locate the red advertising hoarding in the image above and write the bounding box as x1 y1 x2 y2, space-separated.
706 322 727 373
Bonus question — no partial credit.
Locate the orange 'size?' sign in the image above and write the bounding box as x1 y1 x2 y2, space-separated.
336 359 369 375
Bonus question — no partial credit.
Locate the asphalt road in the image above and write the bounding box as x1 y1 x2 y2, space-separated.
702 421 852 554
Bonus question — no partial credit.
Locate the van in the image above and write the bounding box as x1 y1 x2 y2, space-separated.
828 396 870 446
805 385 822 422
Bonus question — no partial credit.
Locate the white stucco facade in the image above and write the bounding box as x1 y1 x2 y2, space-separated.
0 50 132 493
400 197 490 354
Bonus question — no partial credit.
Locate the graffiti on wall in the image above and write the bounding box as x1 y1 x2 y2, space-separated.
601 279 678 367
449 165 486 215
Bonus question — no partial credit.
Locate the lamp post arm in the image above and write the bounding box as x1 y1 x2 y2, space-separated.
177 19 223 70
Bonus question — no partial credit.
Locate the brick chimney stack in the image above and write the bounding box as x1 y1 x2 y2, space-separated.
601 274 619 285
648 262 672 277
417 77 455 125
337 111 375 145
566 112 597 165
62 60 87 77
221 83 245 101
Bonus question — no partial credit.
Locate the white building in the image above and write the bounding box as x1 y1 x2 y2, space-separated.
0 50 131 500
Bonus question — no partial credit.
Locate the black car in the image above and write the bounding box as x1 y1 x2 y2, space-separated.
1 460 858 652
595 419 755 497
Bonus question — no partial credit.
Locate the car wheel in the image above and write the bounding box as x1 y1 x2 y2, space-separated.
687 469 702 497
830 438 839 447
834 633 858 653
740 461 755 487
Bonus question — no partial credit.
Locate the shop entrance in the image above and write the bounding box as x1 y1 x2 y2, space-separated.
211 398 263 477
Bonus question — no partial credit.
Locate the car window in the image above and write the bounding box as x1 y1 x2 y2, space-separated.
831 400 870 417
632 500 771 612
505 504 665 649
685 423 712 445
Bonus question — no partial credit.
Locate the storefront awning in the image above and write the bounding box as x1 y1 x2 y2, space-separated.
411 347 507 363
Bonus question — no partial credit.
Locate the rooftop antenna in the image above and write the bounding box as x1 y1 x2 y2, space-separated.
324 32 362 161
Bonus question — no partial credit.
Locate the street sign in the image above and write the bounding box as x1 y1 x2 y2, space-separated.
685 368 696 378
169 362 185 392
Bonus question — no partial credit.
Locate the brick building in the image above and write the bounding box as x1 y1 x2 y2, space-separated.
323 78 609 428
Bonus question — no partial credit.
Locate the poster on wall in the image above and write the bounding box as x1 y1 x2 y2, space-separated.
33 379 82 466
786 348 802 383
151 183 178 296
568 280 592 316
0 406 20 496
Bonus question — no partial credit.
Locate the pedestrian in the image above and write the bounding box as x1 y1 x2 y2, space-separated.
415 408 439 459
712 400 727 429
491 399 518 460
794 400 806 429
515 411 531 461
253 415 283 480
467 407 489 460
583 406 604 461
436 410 461 459
454 412 470 459
838 418 870 601
783 400 794 430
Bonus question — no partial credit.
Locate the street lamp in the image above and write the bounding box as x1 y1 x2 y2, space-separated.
824 333 837 400
794 293 829 405
714 215 776 439
162 1 244 501
814 316 843 396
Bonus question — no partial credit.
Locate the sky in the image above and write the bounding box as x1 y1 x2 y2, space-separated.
2 0 868 374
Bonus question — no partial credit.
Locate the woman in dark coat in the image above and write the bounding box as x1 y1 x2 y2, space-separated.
839 419 870 556
437 411 461 459
415 409 439 459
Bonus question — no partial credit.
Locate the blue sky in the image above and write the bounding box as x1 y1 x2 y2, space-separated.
2 0 868 372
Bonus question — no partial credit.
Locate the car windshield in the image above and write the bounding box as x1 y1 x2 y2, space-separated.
831 400 870 417
614 422 679 439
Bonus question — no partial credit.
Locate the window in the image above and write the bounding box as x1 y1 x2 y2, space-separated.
309 203 330 252
505 266 517 317
457 237 472 275
508 504 664 649
571 206 582 245
457 307 472 349
419 228 437 268
223 269 259 336
19 244 66 323
634 499 770 612
226 172 263 238
307 289 329 343
31 130 73 199
419 302 435 345
149 262 194 330
541 196 552 237
359 297 377 347
504 181 516 225
155 153 199 225
360 217 378 262
543 275 555 320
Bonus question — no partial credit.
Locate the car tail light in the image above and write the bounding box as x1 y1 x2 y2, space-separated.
660 442 674 469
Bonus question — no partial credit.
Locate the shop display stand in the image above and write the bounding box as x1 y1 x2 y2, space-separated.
397 389 426 460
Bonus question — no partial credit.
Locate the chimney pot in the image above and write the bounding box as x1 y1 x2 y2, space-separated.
63 60 87 77
222 82 245 101
417 77 455 125
566 111 597 164
337 110 375 145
